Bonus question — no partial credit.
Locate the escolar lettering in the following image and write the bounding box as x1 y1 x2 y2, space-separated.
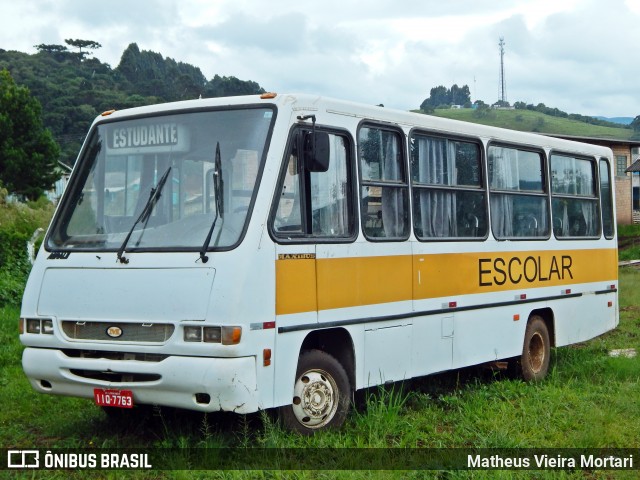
479 255 573 287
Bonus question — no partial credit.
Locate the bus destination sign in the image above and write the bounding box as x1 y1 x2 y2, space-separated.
107 122 189 154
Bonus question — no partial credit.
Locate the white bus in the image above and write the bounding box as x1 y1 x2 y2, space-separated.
20 94 618 434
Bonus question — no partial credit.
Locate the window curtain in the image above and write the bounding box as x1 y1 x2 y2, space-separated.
380 132 404 237
552 156 570 236
576 166 596 236
312 135 349 235
561 202 569 236
331 135 349 235
416 137 457 237
489 147 515 237
554 156 596 237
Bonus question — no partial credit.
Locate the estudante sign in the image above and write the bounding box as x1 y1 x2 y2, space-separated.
110 123 179 149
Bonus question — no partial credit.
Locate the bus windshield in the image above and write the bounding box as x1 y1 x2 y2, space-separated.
48 107 274 252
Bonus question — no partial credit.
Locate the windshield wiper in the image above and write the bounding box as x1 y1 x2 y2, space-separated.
117 166 172 264
200 142 224 263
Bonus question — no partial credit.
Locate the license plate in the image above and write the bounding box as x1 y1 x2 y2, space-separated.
93 388 134 408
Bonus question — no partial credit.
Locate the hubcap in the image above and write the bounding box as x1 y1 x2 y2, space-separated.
291 369 338 429
528 332 545 373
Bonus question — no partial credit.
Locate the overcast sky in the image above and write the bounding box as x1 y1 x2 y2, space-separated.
2 0 640 117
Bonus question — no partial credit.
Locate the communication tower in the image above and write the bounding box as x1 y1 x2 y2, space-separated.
499 37 507 104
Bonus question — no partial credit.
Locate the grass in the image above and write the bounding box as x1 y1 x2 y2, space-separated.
0 196 55 307
0 192 638 478
618 224 640 261
1 268 639 479
426 108 637 140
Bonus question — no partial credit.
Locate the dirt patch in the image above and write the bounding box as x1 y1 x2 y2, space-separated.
618 236 640 250
621 305 640 312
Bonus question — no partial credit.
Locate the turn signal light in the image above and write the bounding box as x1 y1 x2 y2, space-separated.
263 348 272 367
222 326 242 345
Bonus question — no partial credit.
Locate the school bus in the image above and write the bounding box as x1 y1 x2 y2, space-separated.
19 93 618 433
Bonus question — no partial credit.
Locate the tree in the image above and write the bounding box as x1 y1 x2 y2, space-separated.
493 100 511 108
117 43 209 101
631 115 640 132
420 84 471 111
450 84 471 106
34 44 68 54
34 43 70 62
0 69 59 199
203 74 265 98
64 39 102 59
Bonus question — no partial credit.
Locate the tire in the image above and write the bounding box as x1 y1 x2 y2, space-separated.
514 315 551 382
278 349 351 434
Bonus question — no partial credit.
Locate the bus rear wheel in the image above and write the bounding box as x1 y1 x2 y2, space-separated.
514 315 551 382
278 349 350 434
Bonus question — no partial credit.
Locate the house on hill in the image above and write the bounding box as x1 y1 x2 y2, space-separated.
626 157 640 222
544 134 640 225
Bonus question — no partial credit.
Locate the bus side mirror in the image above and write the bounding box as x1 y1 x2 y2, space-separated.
303 131 330 172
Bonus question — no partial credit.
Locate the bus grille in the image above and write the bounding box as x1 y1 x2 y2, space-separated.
61 321 174 343
69 369 161 383
62 350 168 362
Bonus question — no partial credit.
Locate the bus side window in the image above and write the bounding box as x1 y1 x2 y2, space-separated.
272 130 355 239
411 134 486 240
358 125 409 240
309 135 352 237
599 159 614 239
550 154 600 238
488 146 549 239
273 152 303 233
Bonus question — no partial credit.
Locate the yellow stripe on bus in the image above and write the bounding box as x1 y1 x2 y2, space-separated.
275 258 317 315
275 248 618 315
316 255 412 311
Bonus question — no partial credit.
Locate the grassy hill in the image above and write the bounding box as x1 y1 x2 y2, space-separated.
425 107 638 141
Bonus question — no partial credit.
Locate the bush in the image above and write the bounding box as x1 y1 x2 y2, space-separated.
472 104 494 119
0 259 31 306
0 199 54 307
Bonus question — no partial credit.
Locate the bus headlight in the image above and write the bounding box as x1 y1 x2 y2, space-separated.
42 319 54 335
184 326 202 342
23 318 54 335
26 319 41 334
203 327 221 343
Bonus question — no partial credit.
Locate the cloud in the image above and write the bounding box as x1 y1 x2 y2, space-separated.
200 12 320 54
53 0 179 28
489 0 640 114
2 0 640 115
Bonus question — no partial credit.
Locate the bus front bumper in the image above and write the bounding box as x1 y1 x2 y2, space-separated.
22 347 259 414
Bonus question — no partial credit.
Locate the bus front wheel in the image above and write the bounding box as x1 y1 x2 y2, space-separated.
278 349 351 434
515 315 551 382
